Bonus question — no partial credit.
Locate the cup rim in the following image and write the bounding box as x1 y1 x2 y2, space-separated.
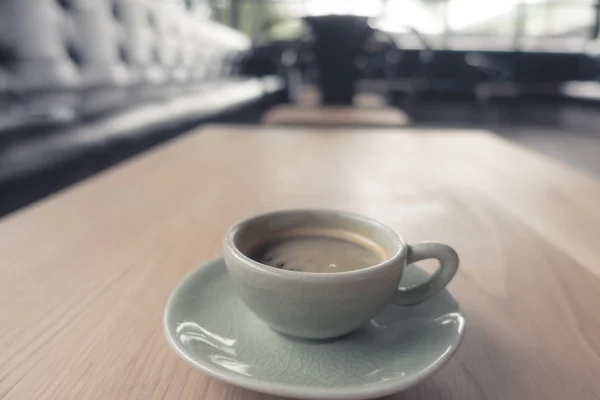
224 208 407 280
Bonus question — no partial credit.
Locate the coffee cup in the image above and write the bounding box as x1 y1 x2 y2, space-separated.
223 209 459 339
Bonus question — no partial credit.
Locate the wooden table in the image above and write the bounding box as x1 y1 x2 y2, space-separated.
262 105 409 126
1 125 600 400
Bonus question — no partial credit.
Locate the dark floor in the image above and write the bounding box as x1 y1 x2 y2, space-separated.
402 101 600 178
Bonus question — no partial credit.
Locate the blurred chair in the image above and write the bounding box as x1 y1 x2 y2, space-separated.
465 51 516 106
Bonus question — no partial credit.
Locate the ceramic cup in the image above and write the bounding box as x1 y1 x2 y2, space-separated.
223 209 459 339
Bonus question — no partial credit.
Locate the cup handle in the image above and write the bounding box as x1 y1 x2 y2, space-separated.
392 242 459 306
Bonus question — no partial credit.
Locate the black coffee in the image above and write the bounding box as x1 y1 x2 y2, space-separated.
248 228 388 273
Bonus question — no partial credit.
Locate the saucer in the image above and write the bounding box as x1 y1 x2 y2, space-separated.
164 258 465 400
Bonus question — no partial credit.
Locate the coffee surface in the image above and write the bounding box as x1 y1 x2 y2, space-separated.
247 228 387 273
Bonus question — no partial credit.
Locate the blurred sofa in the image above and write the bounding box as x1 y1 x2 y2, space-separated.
0 0 284 217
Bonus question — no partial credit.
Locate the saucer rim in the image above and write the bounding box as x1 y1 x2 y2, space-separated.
163 256 466 400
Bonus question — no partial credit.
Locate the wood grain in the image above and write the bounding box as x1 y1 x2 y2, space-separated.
1 125 600 399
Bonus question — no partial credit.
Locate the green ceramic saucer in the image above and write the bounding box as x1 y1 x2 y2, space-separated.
164 257 465 400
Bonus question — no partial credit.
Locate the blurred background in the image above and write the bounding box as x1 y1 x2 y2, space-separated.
1 0 600 218
210 0 596 51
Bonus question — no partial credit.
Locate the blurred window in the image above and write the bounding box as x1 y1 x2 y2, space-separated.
521 1 597 51
303 0 384 16
378 0 447 48
239 1 286 38
185 0 213 18
445 0 520 50
193 0 600 52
